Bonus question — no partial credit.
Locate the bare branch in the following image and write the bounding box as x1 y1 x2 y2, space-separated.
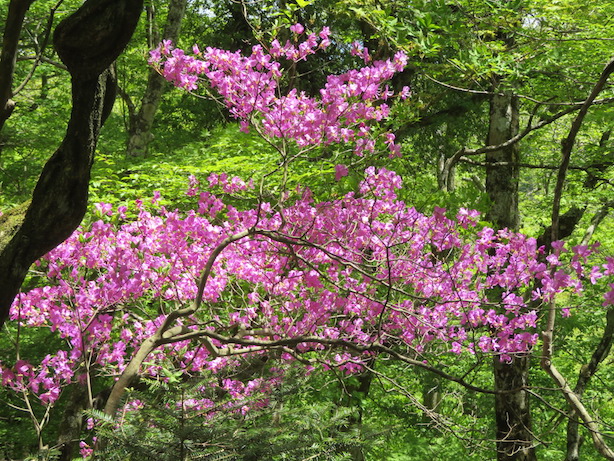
551 56 614 243
13 0 64 96
458 157 614 173
441 104 577 187
440 94 614 187
116 83 136 133
17 54 67 71
542 55 614 461
566 308 614 460
425 73 614 107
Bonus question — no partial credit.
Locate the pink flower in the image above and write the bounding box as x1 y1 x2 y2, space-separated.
334 164 349 181
290 23 304 34
94 202 113 216
350 41 363 57
79 441 93 458
40 386 60 404
3 27 606 422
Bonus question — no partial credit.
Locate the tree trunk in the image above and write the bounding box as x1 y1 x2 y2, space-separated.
438 152 456 192
56 385 89 461
422 372 442 423
0 0 35 131
485 93 520 230
0 0 143 328
493 356 535 460
485 93 536 461
336 367 373 461
126 0 187 157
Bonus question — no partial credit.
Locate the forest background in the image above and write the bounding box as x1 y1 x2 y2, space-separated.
0 0 613 460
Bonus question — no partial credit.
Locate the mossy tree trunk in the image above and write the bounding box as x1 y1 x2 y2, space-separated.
0 0 143 328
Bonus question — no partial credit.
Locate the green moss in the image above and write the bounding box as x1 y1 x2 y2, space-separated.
0 200 30 251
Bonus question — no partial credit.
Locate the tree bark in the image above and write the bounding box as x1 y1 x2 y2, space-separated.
486 93 520 230
0 0 143 328
337 366 373 461
126 0 187 157
0 0 35 131
56 385 89 461
493 356 535 460
485 92 536 461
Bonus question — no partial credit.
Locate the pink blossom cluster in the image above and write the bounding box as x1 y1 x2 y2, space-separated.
603 257 614 305
2 167 608 408
149 26 407 156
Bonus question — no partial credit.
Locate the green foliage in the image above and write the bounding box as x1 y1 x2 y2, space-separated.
94 371 368 461
90 123 282 212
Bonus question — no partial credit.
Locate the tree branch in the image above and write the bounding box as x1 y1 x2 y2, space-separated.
103 228 252 417
542 55 614 461
458 157 614 173
0 0 36 130
12 0 63 96
566 308 614 461
425 72 614 107
17 54 67 71
551 56 614 243
441 103 580 188
581 201 614 246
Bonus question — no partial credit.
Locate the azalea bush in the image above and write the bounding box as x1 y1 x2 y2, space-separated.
1 24 613 458
7 166 608 388
5 167 613 456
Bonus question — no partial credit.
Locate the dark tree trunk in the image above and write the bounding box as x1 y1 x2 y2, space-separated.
56 385 89 461
336 367 373 461
493 356 535 460
485 92 536 461
0 0 35 130
0 0 143 328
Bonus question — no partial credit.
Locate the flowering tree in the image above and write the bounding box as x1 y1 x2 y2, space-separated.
2 26 613 459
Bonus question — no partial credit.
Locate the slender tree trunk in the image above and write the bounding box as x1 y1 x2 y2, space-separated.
126 0 187 157
485 92 536 461
0 0 35 131
422 372 442 422
438 152 456 192
0 0 143 328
